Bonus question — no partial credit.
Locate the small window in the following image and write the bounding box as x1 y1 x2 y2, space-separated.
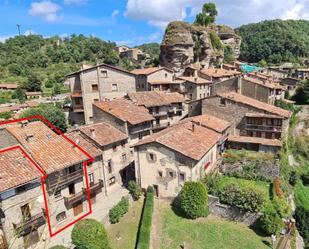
158 171 163 177
109 177 116 186
113 145 117 151
203 93 206 98
165 73 168 78
107 160 113 173
92 84 98 92
122 153 127 162
148 153 156 162
112 84 118 92
101 70 108 77
179 173 185 182
220 98 226 106
88 173 94 184
56 211 67 223
168 171 174 178
54 189 61 198
138 133 143 140
94 98 99 102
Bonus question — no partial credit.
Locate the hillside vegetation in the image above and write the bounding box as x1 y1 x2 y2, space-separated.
236 19 309 64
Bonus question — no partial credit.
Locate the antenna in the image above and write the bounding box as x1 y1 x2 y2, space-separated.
16 24 21 35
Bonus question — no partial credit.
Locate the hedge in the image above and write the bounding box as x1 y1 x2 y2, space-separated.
109 197 129 224
136 186 154 249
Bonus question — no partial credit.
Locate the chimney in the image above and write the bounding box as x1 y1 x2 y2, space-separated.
21 120 28 128
192 123 195 133
90 128 95 138
25 132 34 142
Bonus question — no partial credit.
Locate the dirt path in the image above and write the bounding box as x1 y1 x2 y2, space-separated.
150 199 165 249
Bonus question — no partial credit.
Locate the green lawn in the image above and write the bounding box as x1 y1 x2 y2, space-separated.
158 202 271 249
107 198 144 249
294 181 309 209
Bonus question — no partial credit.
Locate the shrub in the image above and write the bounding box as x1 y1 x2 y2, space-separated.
294 206 309 248
71 219 110 249
179 181 209 219
204 174 220 195
219 184 266 212
109 197 129 224
49 246 67 249
260 203 284 235
0 111 13 120
136 186 154 249
289 171 298 186
301 173 309 186
127 180 142 200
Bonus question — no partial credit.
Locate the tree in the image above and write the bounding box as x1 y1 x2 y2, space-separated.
179 181 209 219
127 180 142 200
195 3 218 26
71 219 110 249
49 246 67 249
12 87 26 102
258 59 267 67
52 83 61 96
20 103 68 132
24 73 42 92
293 79 309 104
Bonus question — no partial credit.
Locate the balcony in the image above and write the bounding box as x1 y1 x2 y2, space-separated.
64 191 85 206
129 124 152 135
83 180 104 195
151 111 168 117
46 169 84 191
152 123 169 130
13 211 46 237
73 104 84 112
246 124 282 132
71 90 83 97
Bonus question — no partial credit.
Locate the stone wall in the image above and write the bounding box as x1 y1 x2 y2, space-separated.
208 195 261 226
212 77 239 95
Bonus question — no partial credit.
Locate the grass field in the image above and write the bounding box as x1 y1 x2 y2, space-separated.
107 198 144 249
157 201 271 249
294 181 309 209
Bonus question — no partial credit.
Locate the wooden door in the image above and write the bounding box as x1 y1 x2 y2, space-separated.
73 201 83 216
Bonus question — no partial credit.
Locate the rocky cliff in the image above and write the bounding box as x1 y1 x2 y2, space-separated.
159 21 241 72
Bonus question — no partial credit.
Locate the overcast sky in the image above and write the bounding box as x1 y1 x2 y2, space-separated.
1 0 309 45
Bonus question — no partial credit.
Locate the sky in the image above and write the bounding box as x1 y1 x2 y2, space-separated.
0 0 309 46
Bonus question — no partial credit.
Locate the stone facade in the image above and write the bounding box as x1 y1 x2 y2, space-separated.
134 143 217 198
66 64 137 124
201 96 289 139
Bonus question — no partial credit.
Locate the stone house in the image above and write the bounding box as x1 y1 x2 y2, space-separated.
126 91 187 131
199 67 241 83
25 92 42 100
131 67 174 92
262 67 288 80
295 68 309 80
92 98 154 146
177 76 212 101
133 116 226 198
201 92 292 153
65 63 137 125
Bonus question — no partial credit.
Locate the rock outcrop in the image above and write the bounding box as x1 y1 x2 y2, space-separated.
217 25 242 59
159 21 241 72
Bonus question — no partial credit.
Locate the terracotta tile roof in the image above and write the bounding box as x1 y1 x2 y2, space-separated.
5 121 88 174
128 91 184 107
0 101 39 114
219 92 292 118
245 113 283 119
200 68 241 78
177 76 211 84
243 77 285 90
25 92 42 96
248 72 271 80
65 130 102 158
181 114 231 133
0 83 18 89
148 79 185 85
79 122 128 147
0 148 41 192
134 121 221 161
131 67 173 75
93 98 154 125
228 135 282 147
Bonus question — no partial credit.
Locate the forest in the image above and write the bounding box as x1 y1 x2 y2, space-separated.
236 19 309 64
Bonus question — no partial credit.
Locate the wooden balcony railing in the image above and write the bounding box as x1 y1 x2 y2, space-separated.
64 191 85 206
13 211 46 237
129 124 152 134
246 124 282 132
46 169 84 191
152 123 169 130
73 104 84 112
83 179 104 195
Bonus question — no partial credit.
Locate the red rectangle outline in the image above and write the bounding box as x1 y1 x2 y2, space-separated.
0 115 95 238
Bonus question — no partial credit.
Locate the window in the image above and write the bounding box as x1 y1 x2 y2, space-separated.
56 212 67 223
179 173 185 182
112 84 118 92
165 73 168 78
109 177 116 186
94 98 99 102
168 171 174 178
147 152 156 162
54 189 61 198
92 84 98 92
138 133 143 140
121 141 126 147
21 203 31 220
122 153 127 162
203 93 206 98
68 183 75 195
113 145 117 151
265 132 272 139
101 70 108 77
88 173 94 185
158 171 163 177
200 94 202 99
107 160 113 173
75 98 82 105
220 98 226 106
